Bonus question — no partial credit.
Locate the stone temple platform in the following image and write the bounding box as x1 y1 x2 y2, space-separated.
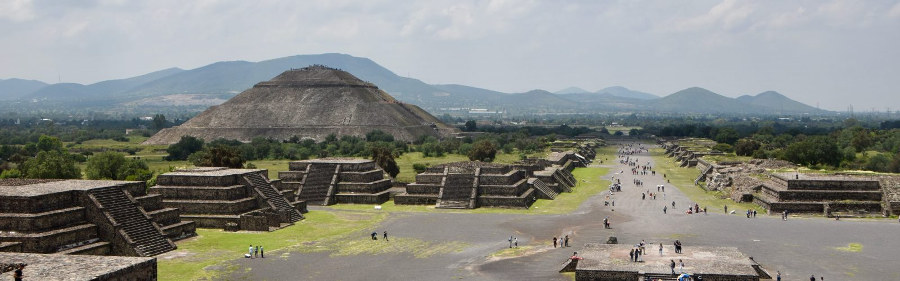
0 252 155 280
574 244 768 281
0 179 193 257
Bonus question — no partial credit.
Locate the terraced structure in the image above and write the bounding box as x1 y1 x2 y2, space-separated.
0 179 194 257
277 158 393 206
151 167 304 231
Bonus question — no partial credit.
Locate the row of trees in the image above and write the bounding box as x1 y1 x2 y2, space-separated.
0 135 152 182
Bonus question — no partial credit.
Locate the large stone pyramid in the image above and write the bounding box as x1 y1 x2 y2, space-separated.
145 66 456 144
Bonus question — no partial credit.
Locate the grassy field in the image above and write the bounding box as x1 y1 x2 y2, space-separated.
650 148 764 213
329 165 611 215
605 126 642 135
157 210 386 281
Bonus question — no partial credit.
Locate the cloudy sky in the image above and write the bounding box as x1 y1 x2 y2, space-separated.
1 0 898 111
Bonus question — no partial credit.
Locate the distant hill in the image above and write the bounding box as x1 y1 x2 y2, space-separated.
736 91 821 113
649 87 765 114
596 86 658 100
555 87 591 95
0 53 828 116
0 78 48 100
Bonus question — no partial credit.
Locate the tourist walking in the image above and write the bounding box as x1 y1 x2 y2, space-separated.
659 243 663 255
371 231 378 240
254 245 259 258
663 206 667 214
565 235 570 247
249 244 254 259
514 237 518 248
679 259 684 273
13 264 24 281
670 259 676 274
508 236 513 248
810 275 816 281
383 231 389 241
776 271 781 281
260 245 264 258
553 237 558 248
630 249 635 262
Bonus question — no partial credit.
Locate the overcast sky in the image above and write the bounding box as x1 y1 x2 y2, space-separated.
1 0 898 111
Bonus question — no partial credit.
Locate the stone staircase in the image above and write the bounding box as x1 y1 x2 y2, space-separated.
297 164 337 205
88 187 175 256
695 165 713 185
529 178 558 199
244 173 303 222
437 173 476 209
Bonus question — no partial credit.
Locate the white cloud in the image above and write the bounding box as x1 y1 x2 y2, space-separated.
667 0 756 32
0 0 35 22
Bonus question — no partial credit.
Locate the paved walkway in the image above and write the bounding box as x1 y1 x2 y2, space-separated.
220 141 900 281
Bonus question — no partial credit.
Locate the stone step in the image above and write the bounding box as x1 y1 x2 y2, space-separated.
57 241 111 256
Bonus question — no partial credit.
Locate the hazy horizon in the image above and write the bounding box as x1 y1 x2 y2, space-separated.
1 0 898 111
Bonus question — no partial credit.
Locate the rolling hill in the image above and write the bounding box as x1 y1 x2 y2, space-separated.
0 53 827 116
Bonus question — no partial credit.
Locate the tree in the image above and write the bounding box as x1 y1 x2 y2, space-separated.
36 135 64 153
365 130 395 143
152 114 168 130
464 120 477 132
370 145 400 178
782 136 841 167
865 154 892 172
189 145 245 168
165 136 204 161
734 139 761 156
85 151 127 180
20 150 81 179
85 151 153 181
468 140 497 162
714 127 740 145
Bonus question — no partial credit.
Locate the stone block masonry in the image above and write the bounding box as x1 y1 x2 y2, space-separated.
0 252 156 280
278 158 392 206
0 179 195 257
151 167 302 231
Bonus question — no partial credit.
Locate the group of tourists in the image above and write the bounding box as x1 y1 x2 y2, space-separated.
552 235 570 248
370 230 388 241
247 244 264 258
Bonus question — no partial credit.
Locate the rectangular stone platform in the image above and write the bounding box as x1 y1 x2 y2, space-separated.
0 252 155 280
575 244 764 281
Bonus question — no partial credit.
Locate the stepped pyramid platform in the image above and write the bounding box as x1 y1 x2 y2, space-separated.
516 158 577 194
753 173 885 216
574 244 768 281
395 162 537 209
151 167 304 231
277 158 392 206
0 179 192 257
145 65 457 144
0 252 156 280
661 138 726 167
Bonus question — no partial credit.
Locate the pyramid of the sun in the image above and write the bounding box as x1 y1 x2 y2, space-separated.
144 65 456 144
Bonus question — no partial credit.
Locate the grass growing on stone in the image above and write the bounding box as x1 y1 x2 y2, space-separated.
156 210 386 281
650 148 764 214
834 243 863 252
329 166 610 215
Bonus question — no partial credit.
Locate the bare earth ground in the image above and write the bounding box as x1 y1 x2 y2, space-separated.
217 142 900 281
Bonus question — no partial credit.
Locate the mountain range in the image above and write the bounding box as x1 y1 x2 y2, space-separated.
0 53 825 116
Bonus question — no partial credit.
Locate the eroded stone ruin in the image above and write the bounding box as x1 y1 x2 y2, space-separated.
151 167 304 231
0 179 194 257
144 65 457 144
277 158 392 206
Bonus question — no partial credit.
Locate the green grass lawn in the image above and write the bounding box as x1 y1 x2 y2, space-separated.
650 148 763 213
157 210 386 281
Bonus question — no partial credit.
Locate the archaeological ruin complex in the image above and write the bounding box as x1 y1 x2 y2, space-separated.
0 179 195 257
662 138 900 217
151 167 304 231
